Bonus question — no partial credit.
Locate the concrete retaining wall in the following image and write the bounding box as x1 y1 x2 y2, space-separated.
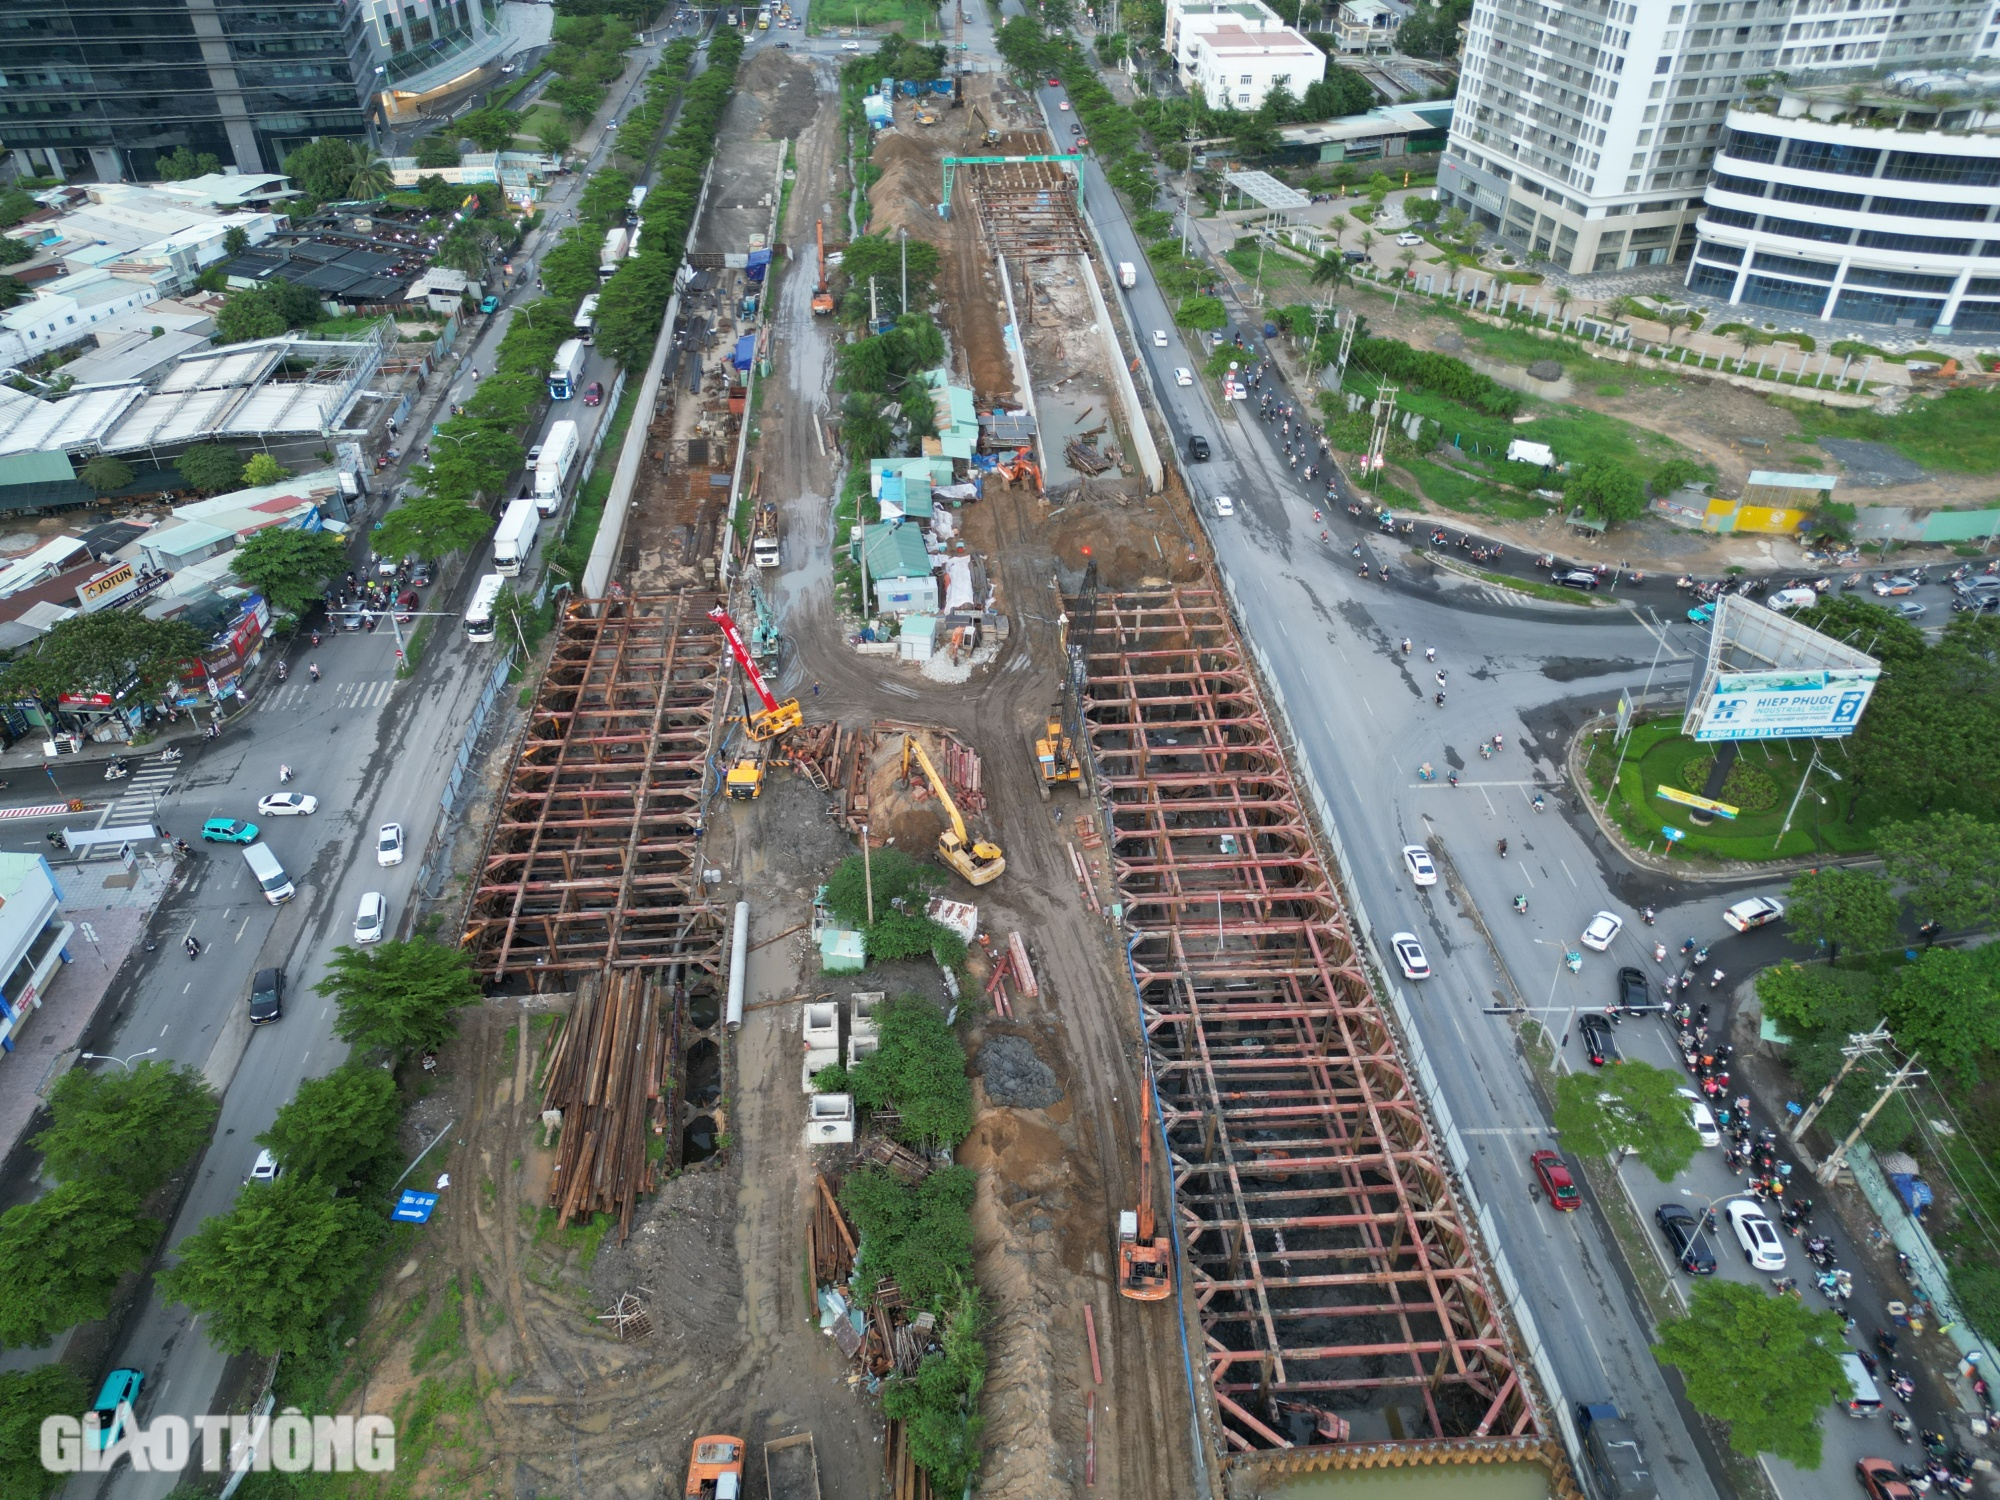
1075 252 1164 493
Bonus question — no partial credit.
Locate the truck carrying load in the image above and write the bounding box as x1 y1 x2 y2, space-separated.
752 503 780 568
533 419 580 516
1118 261 1136 288
492 497 540 576
1576 1403 1657 1500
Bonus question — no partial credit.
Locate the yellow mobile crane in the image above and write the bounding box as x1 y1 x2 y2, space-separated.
902 735 1005 886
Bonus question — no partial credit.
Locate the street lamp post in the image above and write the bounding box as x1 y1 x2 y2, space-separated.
80 1048 158 1071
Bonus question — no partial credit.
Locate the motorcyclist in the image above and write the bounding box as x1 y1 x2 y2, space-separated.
309 662 321 682
1498 839 1508 858
1513 895 1528 914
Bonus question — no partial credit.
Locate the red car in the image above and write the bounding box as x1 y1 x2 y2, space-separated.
583 380 603 406
1047 76 1062 86
1857 1457 1917 1500
1531 1150 1580 1211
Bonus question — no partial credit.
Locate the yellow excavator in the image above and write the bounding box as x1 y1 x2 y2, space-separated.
902 734 1005 886
1117 1085 1172 1302
1032 707 1081 800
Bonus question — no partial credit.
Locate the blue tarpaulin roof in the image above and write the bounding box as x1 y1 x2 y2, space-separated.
732 335 757 371
746 247 773 284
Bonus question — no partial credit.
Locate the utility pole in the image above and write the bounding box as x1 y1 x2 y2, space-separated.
1178 121 1200 256
1364 383 1397 490
1336 315 1355 377
868 273 878 334
899 227 907 317
861 821 874 924
1790 1024 1891 1142
1816 1052 1926 1184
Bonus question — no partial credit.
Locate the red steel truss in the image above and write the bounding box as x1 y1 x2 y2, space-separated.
1078 586 1540 1460
462 592 729 979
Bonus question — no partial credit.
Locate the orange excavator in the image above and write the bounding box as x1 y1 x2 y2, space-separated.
710 605 802 743
993 445 1042 491
684 1434 746 1499
811 220 834 316
1117 1084 1172 1302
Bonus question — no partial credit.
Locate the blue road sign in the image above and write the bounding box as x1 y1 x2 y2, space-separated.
393 1190 440 1224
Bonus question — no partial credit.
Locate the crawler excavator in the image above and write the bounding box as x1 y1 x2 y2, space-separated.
1117 1085 1172 1302
1032 700 1082 799
811 220 834 317
901 734 1005 886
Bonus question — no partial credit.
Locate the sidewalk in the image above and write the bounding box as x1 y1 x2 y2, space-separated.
0 855 176 1178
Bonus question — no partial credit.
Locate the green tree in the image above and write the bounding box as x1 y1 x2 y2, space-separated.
0 610 205 708
838 1165 977 1305
157 1177 383 1356
0 1180 160 1347
1654 1280 1848 1466
1651 457 1708 495
413 134 463 169
228 526 348 616
222 225 250 257
1879 812 2000 931
836 234 942 322
1564 462 1646 523
1881 946 2000 1078
258 1065 402 1192
1179 294 1228 331
1551 1061 1702 1181
434 221 497 280
176 442 247 495
1755 961 1874 1039
281 138 369 202
0 276 28 311
371 492 494 561
1785 865 1900 962
0 237 33 269
315 937 484 1056
344 150 393 201
458 107 524 153
535 122 574 160
35 1060 219 1197
824 848 941 928
0 1366 89 1499
846 994 973 1149
155 145 221 182
1308 251 1351 291
240 452 288 488
77 455 134 495
215 286 286 344
413 424 521 506
1656 306 1691 343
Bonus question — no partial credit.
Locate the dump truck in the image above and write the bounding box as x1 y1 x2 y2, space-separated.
1575 1403 1657 1500
1117 261 1136 289
685 1434 745 1499
763 1433 820 1500
752 504 780 568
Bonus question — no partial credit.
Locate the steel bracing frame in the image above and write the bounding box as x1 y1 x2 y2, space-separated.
1078 586 1541 1464
462 592 728 979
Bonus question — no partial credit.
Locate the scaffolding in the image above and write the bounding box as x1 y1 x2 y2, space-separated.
1077 586 1544 1471
462 592 729 979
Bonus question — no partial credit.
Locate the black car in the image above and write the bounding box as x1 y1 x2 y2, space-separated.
1655 1203 1718 1274
1615 966 1650 1013
1555 570 1600 591
249 967 283 1026
1187 434 1210 462
1579 1011 1620 1066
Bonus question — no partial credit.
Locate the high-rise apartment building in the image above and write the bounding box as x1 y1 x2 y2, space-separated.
1437 0 1996 278
1 1 510 184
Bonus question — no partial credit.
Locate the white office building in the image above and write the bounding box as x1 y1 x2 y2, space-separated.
1439 0 1998 277
1166 0 1327 109
1688 86 2000 335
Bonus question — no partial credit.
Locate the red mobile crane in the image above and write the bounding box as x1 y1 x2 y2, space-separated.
710 606 803 743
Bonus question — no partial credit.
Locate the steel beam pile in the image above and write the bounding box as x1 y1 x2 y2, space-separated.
463 592 728 979
967 161 1091 258
1078 586 1540 1466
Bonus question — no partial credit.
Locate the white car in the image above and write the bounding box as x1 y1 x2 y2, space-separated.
1174 367 1193 386
1727 1200 1787 1272
256 792 319 816
1395 232 1424 246
1213 495 1235 517
1678 1088 1721 1148
377 822 405 866
840 39 860 49
1580 911 1624 951
1390 932 1430 980
354 891 387 945
1723 895 1785 932
247 1149 281 1185
1058 100 1070 110
1152 329 1167 346
1403 845 1437 887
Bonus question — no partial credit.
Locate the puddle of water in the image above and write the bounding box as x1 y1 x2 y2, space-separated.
1035 386 1124 478
683 1115 719 1162
1268 1461 1553 1500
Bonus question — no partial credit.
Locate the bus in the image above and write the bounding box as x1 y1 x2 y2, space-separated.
574 293 599 345
626 184 648 226
757 8 770 27
464 574 504 644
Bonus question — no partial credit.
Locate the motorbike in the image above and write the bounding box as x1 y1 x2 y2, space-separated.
1640 906 1656 925
157 747 181 763
1565 950 1583 974
103 762 129 781
1513 896 1529 915
1892 1412 1915 1444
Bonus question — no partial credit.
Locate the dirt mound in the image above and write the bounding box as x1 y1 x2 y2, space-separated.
867 131 948 243
976 1035 1063 1109
737 49 820 139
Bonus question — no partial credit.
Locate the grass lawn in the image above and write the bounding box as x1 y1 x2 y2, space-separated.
1577 719 1965 862
1773 385 2000 475
514 103 566 148
809 0 938 31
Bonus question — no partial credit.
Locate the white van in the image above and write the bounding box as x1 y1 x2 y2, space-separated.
242 843 294 905
1839 1351 1882 1415
1769 587 1819 611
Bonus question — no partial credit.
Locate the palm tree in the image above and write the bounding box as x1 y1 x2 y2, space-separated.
1358 229 1376 257
1657 307 1690 343
343 146 393 202
1397 247 1419 280
1554 285 1574 321
1309 252 1350 291
435 223 496 278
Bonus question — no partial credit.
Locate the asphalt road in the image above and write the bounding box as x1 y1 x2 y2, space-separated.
1025 74 1935 1499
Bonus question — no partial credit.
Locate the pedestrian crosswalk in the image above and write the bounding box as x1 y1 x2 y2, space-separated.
258 677 399 713
106 760 177 825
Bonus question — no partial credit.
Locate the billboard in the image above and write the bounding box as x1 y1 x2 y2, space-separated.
1689 668 1877 741
1682 595 1882 743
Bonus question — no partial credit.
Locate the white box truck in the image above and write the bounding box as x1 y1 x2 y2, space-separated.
599 227 629 281
547 338 586 400
534 419 580 516
492 497 540 576
1117 262 1136 288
